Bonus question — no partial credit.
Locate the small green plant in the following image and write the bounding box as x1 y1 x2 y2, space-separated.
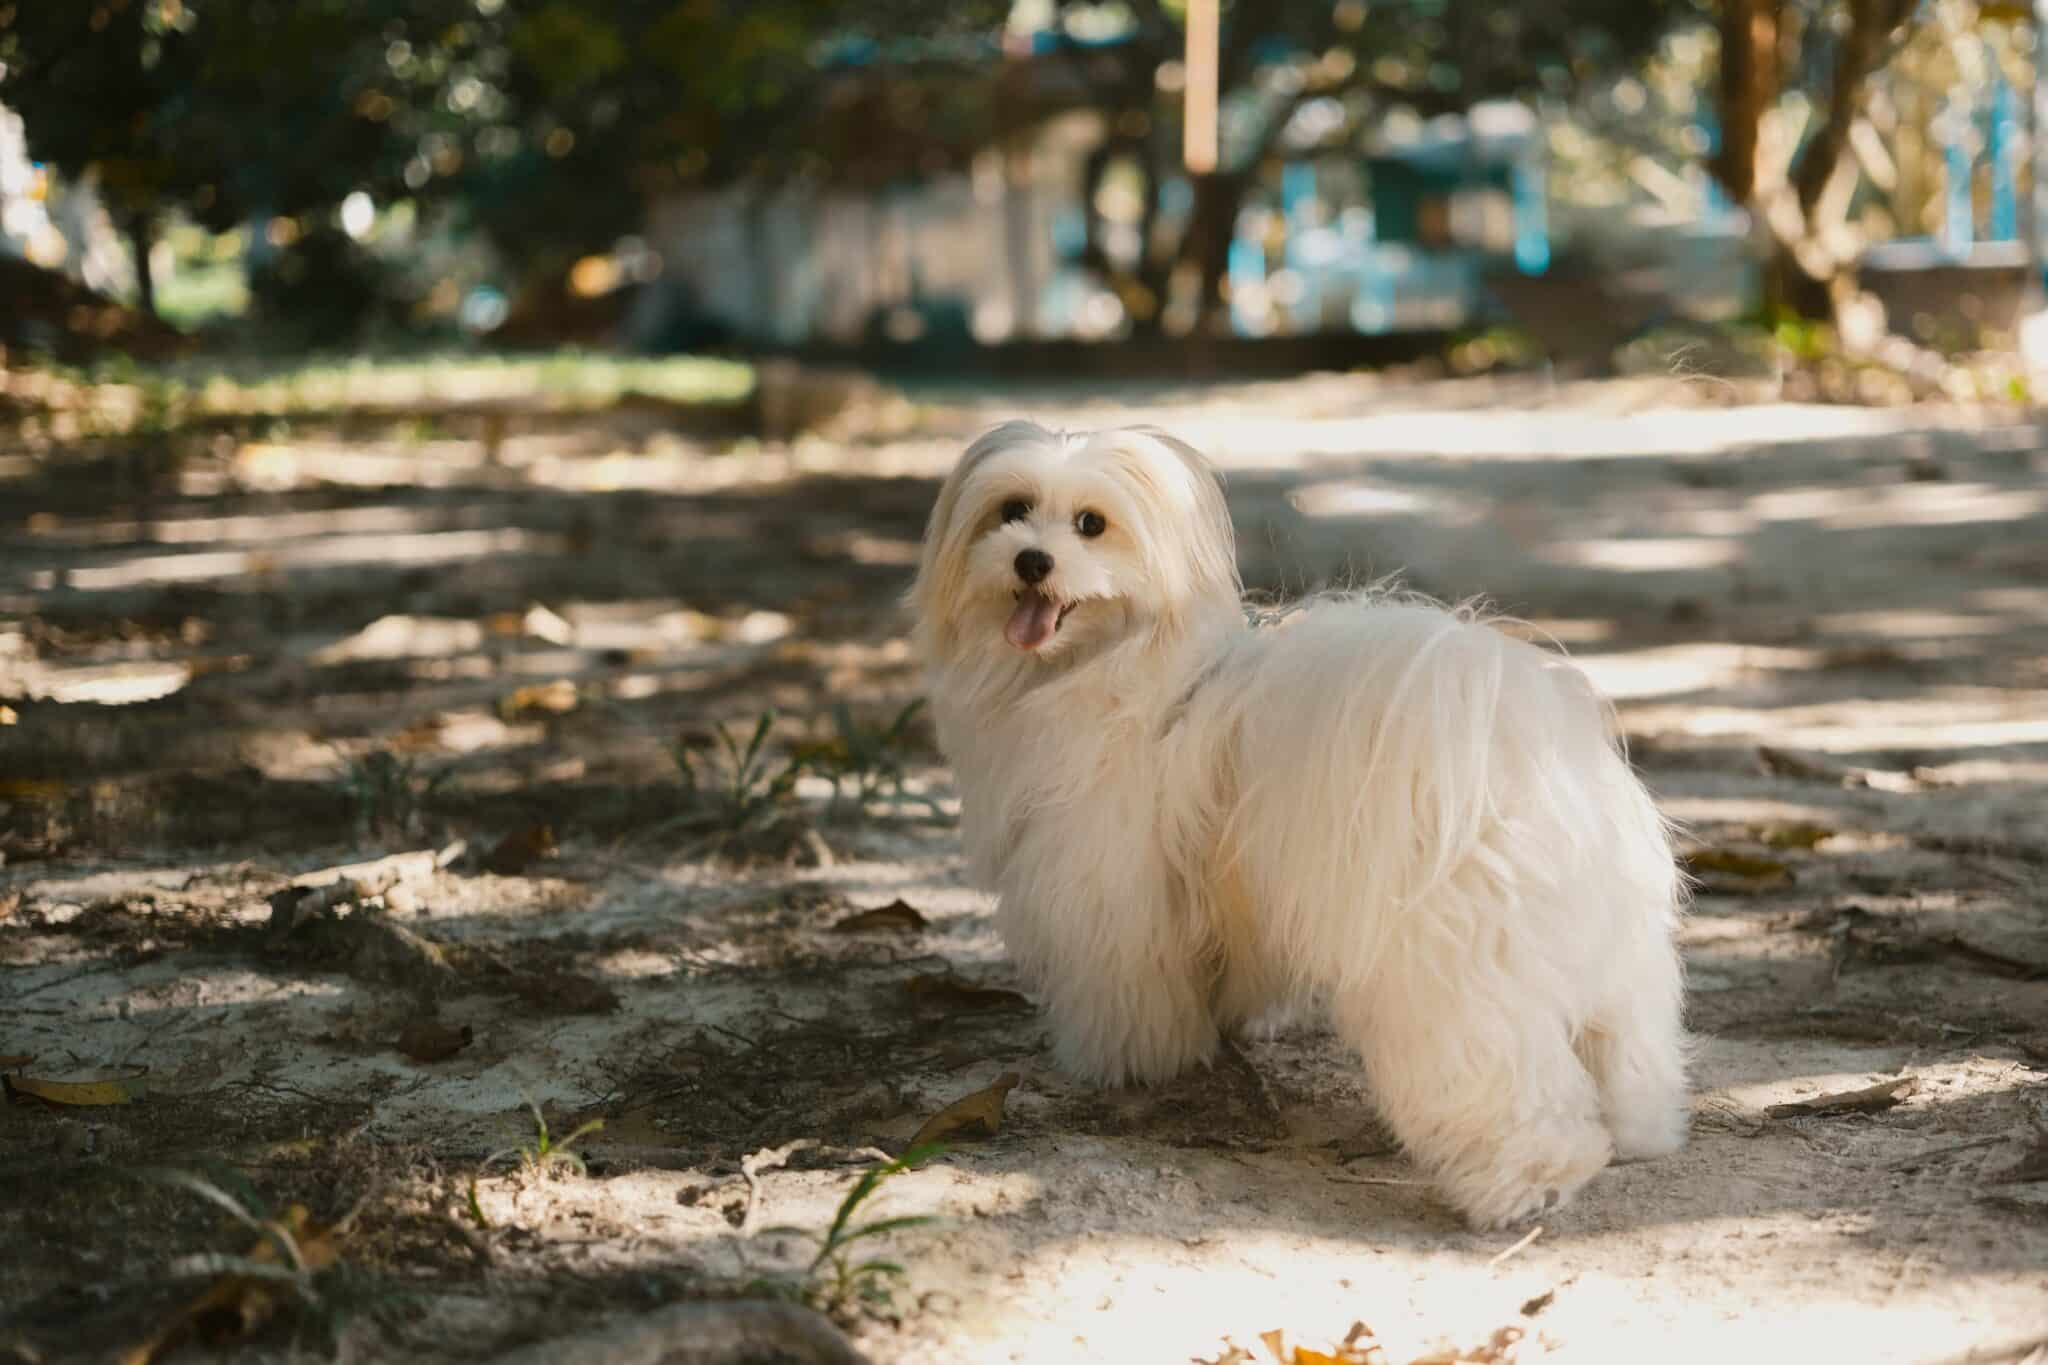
665 710 805 832
338 749 451 836
801 699 930 817
136 1165 334 1314
134 1165 404 1354
760 1144 941 1315
465 1099 605 1228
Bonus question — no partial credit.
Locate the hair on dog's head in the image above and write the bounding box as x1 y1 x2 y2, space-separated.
909 421 1240 665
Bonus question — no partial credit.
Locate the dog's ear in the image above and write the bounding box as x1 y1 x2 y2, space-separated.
907 420 1054 656
1116 426 1241 605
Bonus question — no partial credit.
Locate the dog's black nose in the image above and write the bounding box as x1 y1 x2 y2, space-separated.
1014 548 1054 584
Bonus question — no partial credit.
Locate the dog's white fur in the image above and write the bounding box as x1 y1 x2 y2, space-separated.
908 421 1689 1229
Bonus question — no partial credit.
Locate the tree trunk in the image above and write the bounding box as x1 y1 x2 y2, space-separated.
1713 0 1917 328
1184 170 1247 336
125 212 157 319
1715 0 1781 203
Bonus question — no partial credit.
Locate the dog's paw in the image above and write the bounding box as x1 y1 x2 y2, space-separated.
1440 1120 1613 1231
1608 1103 1689 1162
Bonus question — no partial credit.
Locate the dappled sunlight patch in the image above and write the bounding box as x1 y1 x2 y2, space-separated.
11 658 191 705
34 528 544 593
1544 535 1743 574
1708 1057 2037 1118
1749 481 2046 531
1498 617 1615 647
1181 400 1968 466
1910 755 2048 786
313 614 484 664
1659 795 1846 825
231 439 495 491
1572 643 1817 702
1287 478 1477 524
19 502 441 548
1625 690 2048 754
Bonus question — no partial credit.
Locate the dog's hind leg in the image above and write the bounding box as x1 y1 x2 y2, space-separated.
1576 933 1689 1161
1332 945 1614 1230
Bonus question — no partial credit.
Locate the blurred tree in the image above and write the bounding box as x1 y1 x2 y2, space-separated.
1708 0 1926 328
0 0 480 324
1015 0 1691 335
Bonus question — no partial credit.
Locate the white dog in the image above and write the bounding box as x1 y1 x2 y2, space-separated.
909 421 1688 1229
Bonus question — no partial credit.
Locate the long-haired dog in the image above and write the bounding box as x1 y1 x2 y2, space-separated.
908 422 1688 1228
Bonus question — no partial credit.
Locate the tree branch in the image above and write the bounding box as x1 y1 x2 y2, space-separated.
1791 0 1917 218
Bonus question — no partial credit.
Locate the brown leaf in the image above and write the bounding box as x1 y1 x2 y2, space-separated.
484 823 559 875
1758 822 1834 850
0 1054 32 1071
1682 845 1792 893
120 1203 342 1365
395 1018 474 1063
4 1065 148 1107
1518 1289 1556 1318
902 973 1030 1013
1766 1075 1916 1118
910 1072 1021 1148
499 679 579 719
831 899 929 933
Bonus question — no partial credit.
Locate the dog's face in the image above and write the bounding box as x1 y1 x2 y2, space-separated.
910 422 1239 664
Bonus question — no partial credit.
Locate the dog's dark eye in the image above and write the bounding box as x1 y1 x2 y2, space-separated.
1076 510 1107 538
1001 499 1032 524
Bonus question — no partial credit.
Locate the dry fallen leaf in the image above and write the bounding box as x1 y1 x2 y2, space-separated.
0 1054 32 1071
910 1072 1021 1148
499 680 579 719
1767 1075 1916 1118
0 778 66 803
395 1018 474 1063
902 973 1029 1013
1758 822 1834 850
831 899 929 934
120 1203 342 1365
484 823 559 875
4 1065 148 1107
1410 1325 1525 1364
1682 845 1792 892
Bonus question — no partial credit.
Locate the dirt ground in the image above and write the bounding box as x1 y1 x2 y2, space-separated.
3 370 2046 1365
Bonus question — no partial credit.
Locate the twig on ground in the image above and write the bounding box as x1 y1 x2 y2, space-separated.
1326 1174 1423 1186
1488 1224 1543 1267
1767 1075 1916 1119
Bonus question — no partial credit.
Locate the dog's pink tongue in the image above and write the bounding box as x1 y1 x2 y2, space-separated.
1005 594 1060 651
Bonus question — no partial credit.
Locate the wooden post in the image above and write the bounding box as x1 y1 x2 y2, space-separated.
1184 0 1218 174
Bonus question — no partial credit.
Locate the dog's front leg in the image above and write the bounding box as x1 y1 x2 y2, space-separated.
998 892 1219 1088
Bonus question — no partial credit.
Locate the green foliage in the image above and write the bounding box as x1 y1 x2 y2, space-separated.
799 700 932 818
759 1144 943 1316
466 1098 606 1228
338 750 451 838
135 1165 326 1304
666 711 806 835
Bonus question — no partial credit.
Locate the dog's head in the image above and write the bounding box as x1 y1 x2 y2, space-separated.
909 421 1240 665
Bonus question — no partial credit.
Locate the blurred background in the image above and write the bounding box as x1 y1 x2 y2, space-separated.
2 0 2043 386
6 9 2048 1362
